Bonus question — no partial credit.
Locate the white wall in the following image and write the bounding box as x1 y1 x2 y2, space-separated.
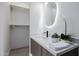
30 2 44 35
0 3 10 56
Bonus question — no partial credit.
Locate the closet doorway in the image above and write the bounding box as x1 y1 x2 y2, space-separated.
9 3 30 56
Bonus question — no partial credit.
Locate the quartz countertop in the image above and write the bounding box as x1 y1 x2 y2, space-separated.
31 35 79 56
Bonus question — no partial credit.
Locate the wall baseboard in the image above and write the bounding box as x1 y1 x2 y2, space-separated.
10 46 29 51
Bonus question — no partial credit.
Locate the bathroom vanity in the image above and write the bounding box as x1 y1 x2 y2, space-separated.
31 35 79 56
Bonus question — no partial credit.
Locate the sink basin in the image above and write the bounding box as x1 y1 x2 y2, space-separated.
48 37 61 43
48 40 71 51
42 37 71 51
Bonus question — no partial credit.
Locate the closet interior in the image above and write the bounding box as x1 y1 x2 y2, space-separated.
9 3 30 56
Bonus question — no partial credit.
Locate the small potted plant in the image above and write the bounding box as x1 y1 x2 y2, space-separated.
60 33 72 41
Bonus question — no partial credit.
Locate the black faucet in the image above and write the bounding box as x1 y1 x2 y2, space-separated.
43 31 48 38
46 31 48 37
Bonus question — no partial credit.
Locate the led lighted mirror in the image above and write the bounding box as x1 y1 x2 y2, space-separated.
44 2 57 27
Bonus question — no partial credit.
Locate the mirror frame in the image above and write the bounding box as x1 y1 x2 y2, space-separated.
44 2 58 29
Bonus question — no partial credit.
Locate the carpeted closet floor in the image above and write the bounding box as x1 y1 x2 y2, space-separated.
9 47 29 56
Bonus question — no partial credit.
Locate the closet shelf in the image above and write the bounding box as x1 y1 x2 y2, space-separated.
10 4 30 10
10 24 29 27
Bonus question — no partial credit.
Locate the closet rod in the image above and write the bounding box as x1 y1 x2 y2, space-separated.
10 25 29 27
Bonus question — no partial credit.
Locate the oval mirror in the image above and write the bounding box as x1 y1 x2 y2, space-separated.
44 2 57 27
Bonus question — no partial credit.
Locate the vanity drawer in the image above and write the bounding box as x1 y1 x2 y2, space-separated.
61 48 78 56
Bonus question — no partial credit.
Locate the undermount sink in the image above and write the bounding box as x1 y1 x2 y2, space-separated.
48 39 71 51
42 37 71 51
48 37 61 43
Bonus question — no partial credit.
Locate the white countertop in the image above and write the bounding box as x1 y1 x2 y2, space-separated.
31 35 79 56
